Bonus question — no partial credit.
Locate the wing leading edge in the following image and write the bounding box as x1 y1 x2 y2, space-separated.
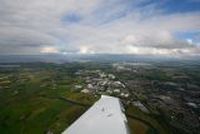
62 95 130 134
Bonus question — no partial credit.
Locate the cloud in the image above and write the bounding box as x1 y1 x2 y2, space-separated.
0 0 199 56
40 46 59 54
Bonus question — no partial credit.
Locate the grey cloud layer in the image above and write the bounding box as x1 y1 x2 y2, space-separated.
0 0 199 55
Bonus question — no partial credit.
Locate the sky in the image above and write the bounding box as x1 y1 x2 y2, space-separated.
0 0 200 56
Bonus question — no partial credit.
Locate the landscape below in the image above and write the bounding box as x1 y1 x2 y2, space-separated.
0 59 199 134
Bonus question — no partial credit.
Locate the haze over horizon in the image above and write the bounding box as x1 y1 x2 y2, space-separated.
0 0 200 56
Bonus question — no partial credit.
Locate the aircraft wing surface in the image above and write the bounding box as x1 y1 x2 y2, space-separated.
62 95 130 134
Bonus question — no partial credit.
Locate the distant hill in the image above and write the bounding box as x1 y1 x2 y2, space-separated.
0 54 200 64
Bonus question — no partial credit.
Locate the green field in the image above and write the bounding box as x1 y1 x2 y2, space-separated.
0 63 98 134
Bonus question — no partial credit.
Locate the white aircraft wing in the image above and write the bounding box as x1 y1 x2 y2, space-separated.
62 95 130 134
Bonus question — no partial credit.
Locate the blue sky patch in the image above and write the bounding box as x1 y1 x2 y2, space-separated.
62 12 82 24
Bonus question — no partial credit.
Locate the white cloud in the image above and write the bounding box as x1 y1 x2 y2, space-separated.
40 47 59 54
0 0 199 56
